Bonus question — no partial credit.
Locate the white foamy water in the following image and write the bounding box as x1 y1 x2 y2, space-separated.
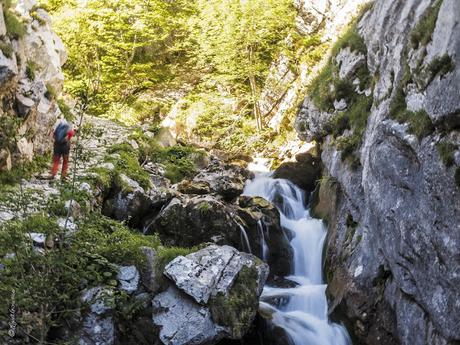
243 173 351 345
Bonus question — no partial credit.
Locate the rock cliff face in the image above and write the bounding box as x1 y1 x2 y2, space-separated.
295 0 460 344
0 0 66 170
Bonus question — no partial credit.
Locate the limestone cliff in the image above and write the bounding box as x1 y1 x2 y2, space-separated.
295 0 460 344
0 0 66 170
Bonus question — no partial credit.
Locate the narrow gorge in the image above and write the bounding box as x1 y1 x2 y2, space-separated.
0 0 459 345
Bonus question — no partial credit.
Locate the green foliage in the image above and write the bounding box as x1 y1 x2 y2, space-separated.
427 54 455 84
25 60 37 80
331 21 367 57
308 63 336 112
410 0 443 49
390 87 434 139
437 142 457 167
0 215 114 341
153 145 203 183
44 83 57 100
30 8 47 25
57 98 74 121
4 6 26 40
105 143 152 190
0 41 13 58
47 0 197 117
73 215 160 267
0 154 50 186
336 134 361 167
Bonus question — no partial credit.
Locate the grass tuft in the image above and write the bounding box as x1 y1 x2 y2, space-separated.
4 8 26 40
410 0 443 49
437 142 457 167
0 41 14 59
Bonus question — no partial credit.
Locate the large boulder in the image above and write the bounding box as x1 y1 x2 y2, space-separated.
102 174 152 227
152 245 269 345
144 195 241 247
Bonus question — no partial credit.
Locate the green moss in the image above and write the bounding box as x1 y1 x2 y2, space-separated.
209 265 259 338
4 8 26 40
74 215 160 267
104 143 152 190
410 0 443 49
86 166 114 191
153 145 204 184
0 41 14 58
437 142 457 167
197 200 212 215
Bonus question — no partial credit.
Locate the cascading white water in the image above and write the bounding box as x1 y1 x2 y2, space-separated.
257 220 269 262
239 224 253 254
243 173 351 345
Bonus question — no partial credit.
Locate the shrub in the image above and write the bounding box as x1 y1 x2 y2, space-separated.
0 215 116 342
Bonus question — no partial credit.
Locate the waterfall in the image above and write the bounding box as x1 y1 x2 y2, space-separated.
257 220 269 262
243 174 351 345
239 224 253 254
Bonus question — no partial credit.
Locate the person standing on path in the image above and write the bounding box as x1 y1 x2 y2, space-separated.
50 117 75 180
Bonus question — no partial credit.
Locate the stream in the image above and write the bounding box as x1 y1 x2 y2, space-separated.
243 170 351 345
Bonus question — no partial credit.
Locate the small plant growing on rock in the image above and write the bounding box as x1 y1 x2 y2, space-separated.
4 6 26 40
410 0 443 49
0 41 13 58
437 142 457 167
26 61 37 80
44 83 57 100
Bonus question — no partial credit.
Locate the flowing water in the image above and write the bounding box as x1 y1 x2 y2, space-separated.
243 173 351 345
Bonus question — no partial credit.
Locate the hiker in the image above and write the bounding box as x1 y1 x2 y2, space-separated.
50 117 75 180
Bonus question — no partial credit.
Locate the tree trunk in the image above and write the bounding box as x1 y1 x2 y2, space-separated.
248 46 262 131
